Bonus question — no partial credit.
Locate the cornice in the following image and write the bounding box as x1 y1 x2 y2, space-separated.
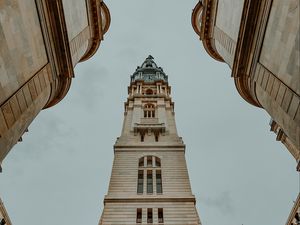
0 198 12 225
44 77 72 108
36 0 74 109
191 1 202 36
79 0 111 62
104 197 196 204
285 193 300 225
192 0 224 62
232 0 272 107
114 145 186 150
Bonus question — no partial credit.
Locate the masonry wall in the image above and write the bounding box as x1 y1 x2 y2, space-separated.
106 150 193 198
214 0 244 67
0 0 110 168
254 0 300 153
195 0 300 157
100 202 200 225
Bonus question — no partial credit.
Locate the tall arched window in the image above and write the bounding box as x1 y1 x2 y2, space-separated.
144 104 155 118
137 156 162 194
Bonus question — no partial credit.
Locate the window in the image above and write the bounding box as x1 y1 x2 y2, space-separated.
141 133 144 142
147 170 153 194
147 156 152 167
156 170 163 194
155 157 161 167
144 104 155 118
147 208 153 223
146 89 153 95
136 208 142 223
158 208 164 223
137 170 144 194
137 156 162 195
139 158 144 167
155 134 159 142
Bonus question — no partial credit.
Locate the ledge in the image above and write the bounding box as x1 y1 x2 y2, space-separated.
192 0 224 62
79 0 111 62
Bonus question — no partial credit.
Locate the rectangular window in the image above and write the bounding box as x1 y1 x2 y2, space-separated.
139 158 144 167
156 170 163 194
158 208 164 223
147 208 153 223
147 170 153 194
155 157 161 167
147 156 152 167
136 208 142 223
137 170 144 194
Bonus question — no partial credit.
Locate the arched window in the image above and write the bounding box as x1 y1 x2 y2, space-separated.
137 156 162 194
145 89 153 95
144 104 155 118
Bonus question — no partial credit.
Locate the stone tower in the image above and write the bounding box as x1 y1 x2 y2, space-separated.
99 56 201 224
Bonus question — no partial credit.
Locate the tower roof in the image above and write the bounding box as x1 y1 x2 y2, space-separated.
131 55 168 83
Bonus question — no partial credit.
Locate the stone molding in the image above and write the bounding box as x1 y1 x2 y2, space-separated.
36 0 110 108
0 199 12 225
193 0 300 155
285 193 300 225
103 197 197 204
270 119 300 160
232 0 273 107
79 0 111 62
36 0 74 108
192 0 224 62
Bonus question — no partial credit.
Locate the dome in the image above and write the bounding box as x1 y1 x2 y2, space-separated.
131 55 168 83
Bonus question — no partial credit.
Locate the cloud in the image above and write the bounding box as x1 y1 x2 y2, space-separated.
200 191 235 215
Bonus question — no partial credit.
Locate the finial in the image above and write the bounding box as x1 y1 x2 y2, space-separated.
147 55 154 60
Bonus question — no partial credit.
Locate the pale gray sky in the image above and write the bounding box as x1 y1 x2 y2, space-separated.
0 1 298 225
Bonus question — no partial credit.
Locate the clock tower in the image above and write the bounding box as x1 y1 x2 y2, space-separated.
99 56 201 224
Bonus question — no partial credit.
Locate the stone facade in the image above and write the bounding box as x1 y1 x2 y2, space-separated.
0 198 12 225
192 0 299 223
192 0 299 164
286 193 300 225
0 0 111 170
99 56 201 225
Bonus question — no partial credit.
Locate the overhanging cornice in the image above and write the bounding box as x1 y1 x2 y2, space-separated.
192 0 224 62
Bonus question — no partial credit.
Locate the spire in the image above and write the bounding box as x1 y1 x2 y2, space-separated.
131 55 168 83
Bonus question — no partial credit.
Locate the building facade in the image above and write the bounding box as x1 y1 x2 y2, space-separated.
99 56 201 224
0 198 12 225
192 0 299 162
192 0 299 223
0 0 110 171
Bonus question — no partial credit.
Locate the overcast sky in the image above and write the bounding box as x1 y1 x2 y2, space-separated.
0 1 299 225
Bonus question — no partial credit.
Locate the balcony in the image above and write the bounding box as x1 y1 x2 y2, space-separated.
140 118 159 124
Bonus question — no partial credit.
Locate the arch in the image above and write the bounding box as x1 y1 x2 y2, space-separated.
138 156 161 168
137 156 163 195
145 88 153 95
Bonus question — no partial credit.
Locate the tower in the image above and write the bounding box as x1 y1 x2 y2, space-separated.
99 56 201 224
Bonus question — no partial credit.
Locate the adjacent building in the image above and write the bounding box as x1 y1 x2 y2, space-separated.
192 0 299 223
99 56 201 224
0 0 111 171
192 0 299 162
0 198 12 225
